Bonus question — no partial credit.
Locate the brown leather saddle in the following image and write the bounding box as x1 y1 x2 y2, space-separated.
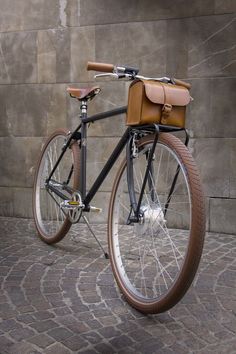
67 86 101 101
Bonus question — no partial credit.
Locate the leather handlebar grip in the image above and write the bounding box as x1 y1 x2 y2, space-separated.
87 61 114 73
174 78 191 90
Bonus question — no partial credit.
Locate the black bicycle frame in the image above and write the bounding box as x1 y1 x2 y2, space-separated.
47 105 129 211
46 103 189 217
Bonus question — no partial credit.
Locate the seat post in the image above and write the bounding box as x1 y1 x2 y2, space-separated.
80 100 88 201
80 100 88 116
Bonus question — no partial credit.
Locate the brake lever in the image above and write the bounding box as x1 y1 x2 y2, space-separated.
94 73 119 79
94 73 133 80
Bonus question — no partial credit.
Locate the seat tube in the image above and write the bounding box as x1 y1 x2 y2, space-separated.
80 100 88 200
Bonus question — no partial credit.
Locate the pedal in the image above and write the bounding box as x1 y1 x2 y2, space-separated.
60 200 81 209
60 191 83 223
68 200 80 206
90 206 102 213
60 200 75 210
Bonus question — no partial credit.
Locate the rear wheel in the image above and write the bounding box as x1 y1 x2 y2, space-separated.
108 133 205 314
33 129 80 244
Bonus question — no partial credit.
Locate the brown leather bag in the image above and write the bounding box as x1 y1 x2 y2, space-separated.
126 79 192 127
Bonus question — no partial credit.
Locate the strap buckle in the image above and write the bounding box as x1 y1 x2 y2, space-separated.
162 103 172 115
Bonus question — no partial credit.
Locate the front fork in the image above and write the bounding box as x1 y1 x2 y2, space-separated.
126 127 189 224
127 124 159 224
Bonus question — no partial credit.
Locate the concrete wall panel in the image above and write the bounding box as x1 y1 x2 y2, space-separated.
187 15 236 78
0 32 37 84
37 29 71 84
95 21 167 77
166 19 188 78
0 138 43 188
0 0 60 31
210 198 236 234
189 138 231 198
187 78 236 138
0 187 14 217
215 0 236 14
230 139 236 198
0 85 67 137
0 187 33 218
71 27 95 82
79 0 216 26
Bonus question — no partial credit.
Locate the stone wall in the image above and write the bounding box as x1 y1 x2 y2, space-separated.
0 1 235 233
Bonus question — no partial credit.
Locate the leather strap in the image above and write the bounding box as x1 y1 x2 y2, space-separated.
160 84 172 124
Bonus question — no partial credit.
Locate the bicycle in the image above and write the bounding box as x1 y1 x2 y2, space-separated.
33 61 205 314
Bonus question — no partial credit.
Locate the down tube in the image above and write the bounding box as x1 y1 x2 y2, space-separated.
84 128 130 208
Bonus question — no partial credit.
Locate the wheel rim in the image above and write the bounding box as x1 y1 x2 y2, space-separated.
111 139 192 302
35 134 75 238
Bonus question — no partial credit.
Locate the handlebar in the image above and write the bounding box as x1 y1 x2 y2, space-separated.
87 61 191 89
87 61 114 73
173 78 191 90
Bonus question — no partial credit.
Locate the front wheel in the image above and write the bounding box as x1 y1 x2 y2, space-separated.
33 129 80 244
108 133 205 314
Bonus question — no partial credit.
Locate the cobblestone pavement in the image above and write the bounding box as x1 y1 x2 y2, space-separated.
0 217 236 354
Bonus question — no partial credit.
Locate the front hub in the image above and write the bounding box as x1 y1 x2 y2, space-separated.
135 204 166 236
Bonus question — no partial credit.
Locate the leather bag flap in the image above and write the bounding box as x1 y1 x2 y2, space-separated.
143 80 191 107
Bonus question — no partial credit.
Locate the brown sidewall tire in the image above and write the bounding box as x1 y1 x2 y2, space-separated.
108 133 205 314
33 129 80 244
